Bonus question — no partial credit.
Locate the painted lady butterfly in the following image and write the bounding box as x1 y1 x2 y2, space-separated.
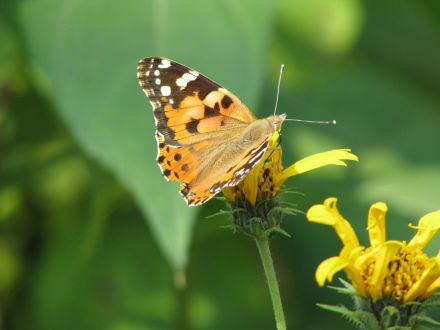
137 57 285 206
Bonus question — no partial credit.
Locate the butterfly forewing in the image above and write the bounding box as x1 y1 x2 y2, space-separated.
137 57 256 146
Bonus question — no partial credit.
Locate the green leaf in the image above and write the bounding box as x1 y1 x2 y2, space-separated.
18 0 276 272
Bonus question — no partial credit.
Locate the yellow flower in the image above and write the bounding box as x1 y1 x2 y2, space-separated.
307 197 440 302
223 131 359 206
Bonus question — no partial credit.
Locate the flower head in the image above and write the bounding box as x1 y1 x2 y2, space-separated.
223 132 358 206
222 131 358 235
307 198 440 302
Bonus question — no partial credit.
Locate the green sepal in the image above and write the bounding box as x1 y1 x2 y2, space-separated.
410 314 440 327
205 207 248 219
327 278 358 296
412 326 438 330
265 226 292 238
220 192 296 239
403 301 422 307
268 206 301 216
219 224 238 233
278 200 301 210
327 284 358 295
213 196 228 202
421 292 440 309
421 300 440 309
317 303 380 330
321 280 440 329
278 187 304 197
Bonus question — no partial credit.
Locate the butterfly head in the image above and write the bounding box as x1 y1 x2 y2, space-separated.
268 113 287 132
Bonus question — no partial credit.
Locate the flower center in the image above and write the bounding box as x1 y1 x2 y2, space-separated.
383 249 428 301
360 247 429 301
259 165 279 200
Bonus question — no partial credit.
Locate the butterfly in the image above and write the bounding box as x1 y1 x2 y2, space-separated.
137 57 286 206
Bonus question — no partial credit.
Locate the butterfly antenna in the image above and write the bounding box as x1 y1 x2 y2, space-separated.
273 63 284 117
272 63 336 125
284 118 337 125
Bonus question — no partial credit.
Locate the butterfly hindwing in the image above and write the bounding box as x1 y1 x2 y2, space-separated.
179 136 271 206
155 132 199 183
156 128 269 206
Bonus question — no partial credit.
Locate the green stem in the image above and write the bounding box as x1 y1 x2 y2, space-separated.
255 236 286 330
175 270 188 330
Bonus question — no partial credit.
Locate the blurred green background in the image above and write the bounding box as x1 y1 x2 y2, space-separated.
1 0 439 329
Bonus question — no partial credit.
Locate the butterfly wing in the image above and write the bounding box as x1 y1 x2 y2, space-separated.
156 128 271 206
179 133 271 205
137 57 269 206
137 57 256 146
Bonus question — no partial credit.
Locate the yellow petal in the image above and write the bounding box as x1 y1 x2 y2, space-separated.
241 166 260 206
261 147 284 191
222 187 235 202
281 149 358 180
421 251 440 299
424 277 440 298
244 149 275 205
367 202 388 247
240 141 283 205
353 246 380 271
408 210 440 249
369 241 402 301
315 256 348 286
314 243 359 287
422 251 440 298
340 245 368 295
404 257 440 302
269 130 282 148
344 264 368 297
307 198 360 248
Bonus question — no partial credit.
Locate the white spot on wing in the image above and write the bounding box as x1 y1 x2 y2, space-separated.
161 85 171 96
155 78 161 85
154 70 160 76
182 73 197 81
176 72 198 89
158 59 171 68
176 78 187 88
